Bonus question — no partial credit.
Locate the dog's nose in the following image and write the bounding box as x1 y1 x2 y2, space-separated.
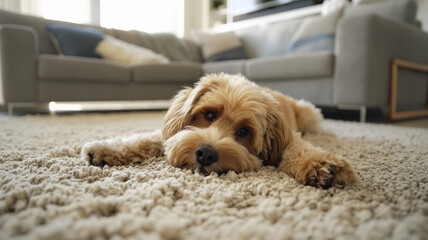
195 145 219 167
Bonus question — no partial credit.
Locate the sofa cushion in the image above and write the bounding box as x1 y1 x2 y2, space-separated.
286 9 343 55
141 32 203 63
234 18 302 58
203 60 246 75
259 78 334 106
95 35 169 64
38 54 131 83
194 32 247 62
133 62 203 83
245 51 334 80
110 29 202 63
46 24 104 58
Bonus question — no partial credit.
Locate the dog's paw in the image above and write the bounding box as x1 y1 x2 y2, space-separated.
81 142 123 167
302 153 358 189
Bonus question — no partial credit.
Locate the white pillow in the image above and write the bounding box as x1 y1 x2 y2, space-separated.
322 0 350 15
95 35 169 64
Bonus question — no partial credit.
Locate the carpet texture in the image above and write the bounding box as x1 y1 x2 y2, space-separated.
0 112 427 240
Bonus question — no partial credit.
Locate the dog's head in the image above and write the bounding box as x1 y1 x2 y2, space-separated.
161 74 292 174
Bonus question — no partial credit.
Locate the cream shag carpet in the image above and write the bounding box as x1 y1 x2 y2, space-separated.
0 112 427 240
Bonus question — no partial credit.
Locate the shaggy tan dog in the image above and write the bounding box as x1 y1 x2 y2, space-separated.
82 74 357 189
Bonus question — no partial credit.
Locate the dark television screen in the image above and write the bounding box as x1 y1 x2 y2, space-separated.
232 0 323 21
233 0 297 16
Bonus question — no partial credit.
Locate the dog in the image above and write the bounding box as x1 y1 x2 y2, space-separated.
82 74 357 189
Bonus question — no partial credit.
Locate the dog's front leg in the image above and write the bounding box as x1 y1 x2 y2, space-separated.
278 132 358 189
81 130 163 167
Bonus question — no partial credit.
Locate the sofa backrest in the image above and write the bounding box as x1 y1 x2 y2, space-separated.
0 9 202 62
102 28 201 62
0 9 58 55
344 0 419 26
234 18 303 58
232 0 419 59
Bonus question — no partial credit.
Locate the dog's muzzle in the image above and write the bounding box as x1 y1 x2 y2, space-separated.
195 145 219 167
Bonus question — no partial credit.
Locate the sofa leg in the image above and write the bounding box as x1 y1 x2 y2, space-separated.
7 102 40 116
338 105 367 123
359 106 367 123
7 103 14 116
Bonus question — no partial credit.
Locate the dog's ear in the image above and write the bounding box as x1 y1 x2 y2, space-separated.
259 108 291 166
161 84 210 141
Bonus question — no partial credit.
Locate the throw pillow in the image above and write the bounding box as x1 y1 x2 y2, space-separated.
194 31 247 62
286 8 343 55
46 24 104 58
95 35 169 64
322 0 350 15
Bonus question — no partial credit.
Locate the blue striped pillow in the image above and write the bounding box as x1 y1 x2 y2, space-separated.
286 8 343 55
286 33 335 54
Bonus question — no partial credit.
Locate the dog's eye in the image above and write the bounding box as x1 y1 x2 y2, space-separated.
237 127 249 137
204 111 217 122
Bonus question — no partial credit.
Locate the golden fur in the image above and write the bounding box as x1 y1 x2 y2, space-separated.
82 74 357 188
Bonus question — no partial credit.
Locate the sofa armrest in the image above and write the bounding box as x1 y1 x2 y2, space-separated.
0 24 38 104
333 14 428 108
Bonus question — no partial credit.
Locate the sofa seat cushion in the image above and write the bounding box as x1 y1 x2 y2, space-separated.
38 54 131 83
245 51 334 81
133 62 203 83
203 60 246 75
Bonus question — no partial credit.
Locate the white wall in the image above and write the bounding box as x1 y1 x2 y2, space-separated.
416 0 428 32
0 0 20 12
183 0 210 38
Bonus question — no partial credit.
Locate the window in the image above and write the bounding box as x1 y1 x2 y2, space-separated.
31 0 92 24
100 0 184 36
1 0 185 36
